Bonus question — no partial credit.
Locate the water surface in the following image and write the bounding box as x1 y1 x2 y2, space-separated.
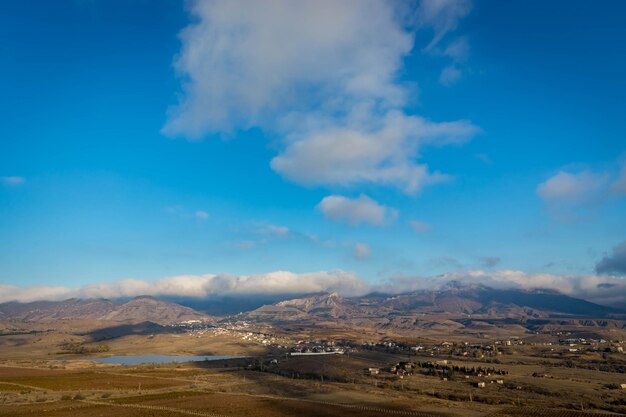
90 354 243 365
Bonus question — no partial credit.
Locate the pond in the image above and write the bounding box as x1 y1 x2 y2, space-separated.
88 354 244 365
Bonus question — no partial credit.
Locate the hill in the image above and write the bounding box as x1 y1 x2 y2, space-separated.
0 296 209 324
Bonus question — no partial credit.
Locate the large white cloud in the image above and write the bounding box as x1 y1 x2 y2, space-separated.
317 194 398 226
0 271 367 303
163 0 413 136
271 110 477 194
163 0 479 194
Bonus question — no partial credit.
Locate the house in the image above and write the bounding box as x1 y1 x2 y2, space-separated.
620 383 626 389
368 367 380 376
476 382 486 388
390 362 414 376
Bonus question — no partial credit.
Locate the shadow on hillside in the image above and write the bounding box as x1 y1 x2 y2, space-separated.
78 321 182 342
188 356 254 369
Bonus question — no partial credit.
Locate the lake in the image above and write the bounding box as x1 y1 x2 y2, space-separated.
89 354 244 365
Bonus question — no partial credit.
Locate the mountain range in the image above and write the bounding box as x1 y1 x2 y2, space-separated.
248 282 619 318
1 284 624 333
243 282 625 335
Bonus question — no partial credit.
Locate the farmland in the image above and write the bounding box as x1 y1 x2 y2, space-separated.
1 327 625 417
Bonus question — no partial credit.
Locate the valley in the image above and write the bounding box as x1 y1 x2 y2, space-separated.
1 285 625 416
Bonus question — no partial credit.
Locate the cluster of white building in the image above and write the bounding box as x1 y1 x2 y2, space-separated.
172 319 289 347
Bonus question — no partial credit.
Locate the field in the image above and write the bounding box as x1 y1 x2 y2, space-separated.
0 364 623 417
0 319 625 416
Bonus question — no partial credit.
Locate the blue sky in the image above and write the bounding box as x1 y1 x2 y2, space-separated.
1 0 625 302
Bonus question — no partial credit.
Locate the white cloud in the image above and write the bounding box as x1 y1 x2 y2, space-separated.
3 269 624 307
317 194 398 226
195 210 209 220
374 270 626 306
0 270 367 303
1 176 25 186
353 243 372 261
163 0 479 194
442 36 469 62
536 160 626 221
409 220 431 233
418 0 472 85
537 170 609 206
163 0 413 137
439 65 462 86
416 0 472 51
272 110 478 194
437 37 469 86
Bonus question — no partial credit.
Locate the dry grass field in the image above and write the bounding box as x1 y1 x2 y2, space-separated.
1 319 625 416
1 353 625 417
0 320 266 361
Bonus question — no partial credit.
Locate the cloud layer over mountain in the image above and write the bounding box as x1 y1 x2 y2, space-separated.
2 269 625 307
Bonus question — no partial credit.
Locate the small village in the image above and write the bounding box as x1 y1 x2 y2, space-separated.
172 319 625 359
172 319 290 347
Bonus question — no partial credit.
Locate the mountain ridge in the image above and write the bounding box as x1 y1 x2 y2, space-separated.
241 285 625 335
0 295 210 324
1 284 623 329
